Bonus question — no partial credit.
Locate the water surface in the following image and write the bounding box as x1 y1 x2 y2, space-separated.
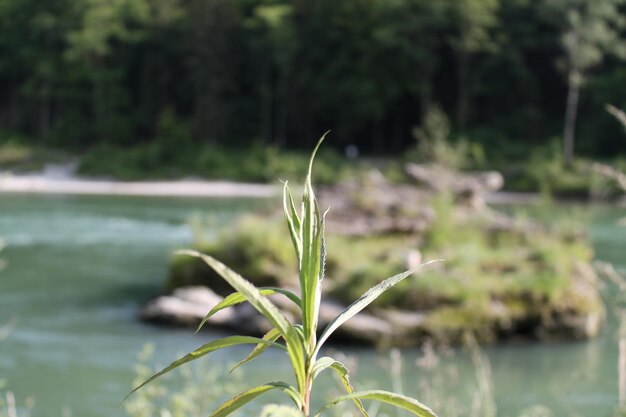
0 194 624 416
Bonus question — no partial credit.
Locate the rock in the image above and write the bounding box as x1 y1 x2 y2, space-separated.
141 286 235 327
379 309 428 346
141 286 279 335
405 163 503 208
141 275 603 346
318 171 435 236
535 262 604 340
141 286 396 345
317 164 506 237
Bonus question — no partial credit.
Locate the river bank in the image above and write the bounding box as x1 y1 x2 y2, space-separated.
0 170 547 205
0 173 277 198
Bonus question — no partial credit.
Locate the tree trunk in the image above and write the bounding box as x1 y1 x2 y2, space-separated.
9 82 19 131
563 74 580 166
92 77 103 140
456 48 469 131
39 80 50 139
259 68 273 144
419 78 432 124
275 70 289 148
371 120 384 154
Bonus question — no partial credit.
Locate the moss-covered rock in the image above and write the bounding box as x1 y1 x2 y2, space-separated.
163 166 605 346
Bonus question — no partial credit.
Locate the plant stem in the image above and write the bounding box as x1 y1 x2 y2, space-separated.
563 70 579 166
303 373 312 417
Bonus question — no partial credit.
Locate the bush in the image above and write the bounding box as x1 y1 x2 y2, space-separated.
408 107 485 170
79 141 356 184
501 139 620 196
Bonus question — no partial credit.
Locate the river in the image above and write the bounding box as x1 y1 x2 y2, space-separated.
0 194 624 417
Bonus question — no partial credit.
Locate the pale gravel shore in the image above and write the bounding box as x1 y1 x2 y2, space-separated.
0 170 538 202
485 191 539 205
0 174 278 198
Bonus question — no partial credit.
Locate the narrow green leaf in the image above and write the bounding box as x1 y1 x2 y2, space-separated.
286 184 301 231
229 328 284 374
176 251 293 337
310 356 335 380
315 260 440 353
300 132 328 344
319 208 329 282
209 382 302 417
196 287 301 334
311 357 369 417
299 184 317 340
176 250 307 393
294 324 307 345
283 182 302 263
316 390 438 417
124 336 280 401
307 131 329 181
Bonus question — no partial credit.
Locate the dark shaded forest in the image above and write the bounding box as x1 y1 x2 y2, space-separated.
1 0 625 160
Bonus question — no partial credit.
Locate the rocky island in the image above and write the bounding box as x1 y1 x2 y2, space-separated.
142 164 604 346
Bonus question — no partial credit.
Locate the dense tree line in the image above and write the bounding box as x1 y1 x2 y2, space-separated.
0 0 625 158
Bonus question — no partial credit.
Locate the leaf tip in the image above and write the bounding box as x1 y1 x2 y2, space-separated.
174 249 201 258
307 131 330 180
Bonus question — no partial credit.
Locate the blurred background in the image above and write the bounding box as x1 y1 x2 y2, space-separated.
0 0 625 180
1 1 626 417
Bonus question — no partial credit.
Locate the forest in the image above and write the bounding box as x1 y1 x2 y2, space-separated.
1 0 625 165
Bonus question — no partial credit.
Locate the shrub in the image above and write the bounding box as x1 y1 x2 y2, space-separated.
408 107 485 170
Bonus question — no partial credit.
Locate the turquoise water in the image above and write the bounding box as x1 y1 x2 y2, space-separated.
0 194 624 416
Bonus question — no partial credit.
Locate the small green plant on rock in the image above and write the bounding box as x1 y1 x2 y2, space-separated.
125 135 438 417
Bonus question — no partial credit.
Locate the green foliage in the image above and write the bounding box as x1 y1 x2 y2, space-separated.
124 344 246 417
0 136 68 172
78 141 354 183
0 140 31 166
326 196 596 338
169 215 297 292
504 140 618 195
545 0 626 85
175 183 599 343
541 0 626 163
408 107 485 169
448 0 500 54
128 138 438 417
125 339 566 417
3 0 626 161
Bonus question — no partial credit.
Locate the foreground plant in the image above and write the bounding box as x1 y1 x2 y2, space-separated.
125 135 438 417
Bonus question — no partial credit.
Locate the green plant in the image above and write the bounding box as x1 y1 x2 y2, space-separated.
125 136 438 417
125 344 246 417
409 106 485 170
